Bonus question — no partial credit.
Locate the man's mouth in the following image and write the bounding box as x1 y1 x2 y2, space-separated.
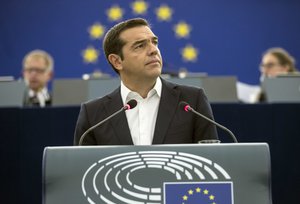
146 59 160 65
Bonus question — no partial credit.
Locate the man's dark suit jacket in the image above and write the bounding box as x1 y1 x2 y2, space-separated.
74 78 218 145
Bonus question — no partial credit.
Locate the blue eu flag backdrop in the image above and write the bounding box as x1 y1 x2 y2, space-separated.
164 182 233 204
1 0 300 84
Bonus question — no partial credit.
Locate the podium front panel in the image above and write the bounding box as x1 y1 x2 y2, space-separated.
43 143 271 204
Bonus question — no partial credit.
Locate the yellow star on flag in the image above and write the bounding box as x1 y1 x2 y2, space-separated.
174 21 191 38
181 44 198 62
188 189 193 195
82 46 99 63
209 195 215 200
155 4 173 21
107 5 124 21
88 23 105 39
196 187 201 193
182 195 188 200
131 0 148 15
203 189 209 195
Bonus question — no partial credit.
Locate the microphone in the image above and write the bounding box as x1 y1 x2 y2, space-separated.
179 101 238 143
78 99 137 145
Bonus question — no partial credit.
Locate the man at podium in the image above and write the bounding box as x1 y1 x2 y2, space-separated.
74 18 218 145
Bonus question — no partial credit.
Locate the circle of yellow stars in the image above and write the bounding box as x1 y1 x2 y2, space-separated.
182 187 217 204
82 1 198 64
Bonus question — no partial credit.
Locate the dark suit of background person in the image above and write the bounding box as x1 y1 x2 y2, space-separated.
74 18 218 145
22 50 53 107
23 88 52 107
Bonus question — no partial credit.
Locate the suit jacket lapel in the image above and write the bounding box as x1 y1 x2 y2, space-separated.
152 79 180 144
105 88 134 145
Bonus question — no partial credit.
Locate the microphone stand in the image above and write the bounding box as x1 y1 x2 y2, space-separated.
79 107 125 145
187 106 238 143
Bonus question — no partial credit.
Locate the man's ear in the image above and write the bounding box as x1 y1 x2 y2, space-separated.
108 54 122 71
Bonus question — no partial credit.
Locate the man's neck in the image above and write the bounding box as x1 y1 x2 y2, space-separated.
122 77 157 98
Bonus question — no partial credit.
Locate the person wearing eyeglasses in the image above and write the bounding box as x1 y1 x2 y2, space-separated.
22 50 54 107
259 47 298 80
257 47 299 102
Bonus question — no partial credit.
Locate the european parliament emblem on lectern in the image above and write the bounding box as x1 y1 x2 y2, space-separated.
43 144 271 204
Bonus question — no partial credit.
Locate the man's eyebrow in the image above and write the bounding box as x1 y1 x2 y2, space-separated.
152 36 158 42
131 39 147 48
131 36 158 47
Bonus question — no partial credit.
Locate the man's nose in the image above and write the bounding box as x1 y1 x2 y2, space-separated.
148 43 158 56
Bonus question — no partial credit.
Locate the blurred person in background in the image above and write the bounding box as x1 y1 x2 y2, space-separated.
259 47 298 81
257 47 299 102
237 47 299 103
22 50 54 107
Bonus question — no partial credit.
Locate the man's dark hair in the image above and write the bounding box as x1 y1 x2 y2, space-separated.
103 18 150 74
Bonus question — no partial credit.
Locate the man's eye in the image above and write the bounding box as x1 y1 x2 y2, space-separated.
135 44 144 49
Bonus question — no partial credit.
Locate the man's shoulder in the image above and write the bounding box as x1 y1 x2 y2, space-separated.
84 95 108 107
162 78 204 93
82 87 120 108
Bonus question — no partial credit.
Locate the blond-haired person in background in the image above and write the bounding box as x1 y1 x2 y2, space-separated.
22 50 54 107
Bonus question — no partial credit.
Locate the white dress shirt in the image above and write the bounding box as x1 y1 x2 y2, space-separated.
121 78 162 145
28 87 50 107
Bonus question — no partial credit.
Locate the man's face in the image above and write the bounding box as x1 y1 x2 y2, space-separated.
115 26 163 82
260 53 289 78
23 57 52 91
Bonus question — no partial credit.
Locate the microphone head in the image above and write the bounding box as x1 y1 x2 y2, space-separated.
125 99 138 110
179 101 190 112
